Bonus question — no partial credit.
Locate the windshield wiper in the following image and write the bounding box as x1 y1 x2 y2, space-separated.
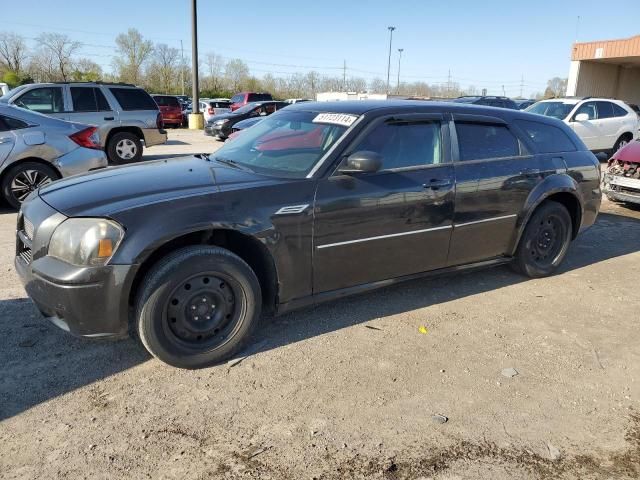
213 156 253 172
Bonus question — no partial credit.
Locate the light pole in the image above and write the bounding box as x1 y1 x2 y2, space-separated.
386 26 395 94
396 48 403 94
189 0 203 129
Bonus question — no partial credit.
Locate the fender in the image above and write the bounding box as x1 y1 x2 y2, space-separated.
509 173 582 256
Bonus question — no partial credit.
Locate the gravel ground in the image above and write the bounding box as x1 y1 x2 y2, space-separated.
1 134 639 479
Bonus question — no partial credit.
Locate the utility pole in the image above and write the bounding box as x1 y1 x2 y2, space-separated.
386 26 396 94
343 60 346 91
447 69 452 97
396 48 403 94
189 0 202 128
180 40 185 96
502 85 506 96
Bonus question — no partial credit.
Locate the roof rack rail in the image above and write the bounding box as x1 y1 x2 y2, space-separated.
49 81 137 87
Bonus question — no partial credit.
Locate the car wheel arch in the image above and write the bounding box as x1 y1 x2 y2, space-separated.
127 228 280 326
106 126 145 147
0 157 62 186
510 176 583 255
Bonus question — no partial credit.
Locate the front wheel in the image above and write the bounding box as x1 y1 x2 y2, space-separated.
512 201 573 278
135 246 262 369
1 162 60 209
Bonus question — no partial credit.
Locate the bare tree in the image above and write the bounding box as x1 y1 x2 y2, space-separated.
37 33 81 81
71 58 103 81
0 32 28 74
114 28 154 84
148 43 179 93
224 59 249 92
204 52 225 92
369 77 386 93
544 77 568 98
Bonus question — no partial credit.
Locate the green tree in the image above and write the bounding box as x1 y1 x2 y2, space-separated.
114 29 153 84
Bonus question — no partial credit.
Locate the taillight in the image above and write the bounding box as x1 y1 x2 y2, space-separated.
69 127 101 150
156 112 163 129
208 107 214 114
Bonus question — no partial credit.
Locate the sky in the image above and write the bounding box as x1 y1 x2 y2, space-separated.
3 0 640 97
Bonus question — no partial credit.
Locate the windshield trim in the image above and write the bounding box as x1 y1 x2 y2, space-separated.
305 113 365 178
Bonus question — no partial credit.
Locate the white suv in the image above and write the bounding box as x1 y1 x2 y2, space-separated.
527 97 638 153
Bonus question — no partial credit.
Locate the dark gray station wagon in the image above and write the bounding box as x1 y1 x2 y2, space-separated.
15 101 602 368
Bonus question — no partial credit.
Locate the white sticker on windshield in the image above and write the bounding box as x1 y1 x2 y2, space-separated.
312 113 358 127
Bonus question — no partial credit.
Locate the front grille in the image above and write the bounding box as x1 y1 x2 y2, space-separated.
23 217 34 240
16 212 33 265
18 246 32 264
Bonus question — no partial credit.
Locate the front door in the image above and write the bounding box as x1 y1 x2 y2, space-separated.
570 100 607 151
313 114 455 293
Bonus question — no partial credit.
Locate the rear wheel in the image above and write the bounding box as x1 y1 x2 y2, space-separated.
512 201 573 278
1 162 60 209
135 246 262 369
107 132 142 164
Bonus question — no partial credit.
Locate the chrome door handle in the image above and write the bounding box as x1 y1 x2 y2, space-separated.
423 179 452 189
519 168 540 176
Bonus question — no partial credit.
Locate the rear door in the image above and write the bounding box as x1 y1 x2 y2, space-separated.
0 116 18 165
594 101 621 149
313 113 455 293
68 87 117 146
570 101 604 150
448 114 549 266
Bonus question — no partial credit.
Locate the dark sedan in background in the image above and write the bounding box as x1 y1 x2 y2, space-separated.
205 101 289 140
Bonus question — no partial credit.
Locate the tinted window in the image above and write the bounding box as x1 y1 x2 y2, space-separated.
231 94 245 104
210 101 231 108
0 115 28 131
456 122 519 161
516 120 577 153
596 101 614 119
527 101 575 120
71 87 97 112
153 95 180 107
574 101 597 120
352 120 442 169
16 87 64 113
95 88 111 111
248 93 272 102
109 88 157 111
612 103 628 117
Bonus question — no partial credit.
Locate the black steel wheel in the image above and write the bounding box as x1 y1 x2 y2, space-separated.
513 201 573 278
1 161 60 209
136 246 262 369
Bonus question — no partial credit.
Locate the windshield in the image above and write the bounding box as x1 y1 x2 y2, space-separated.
212 110 354 178
0 84 28 102
526 101 575 120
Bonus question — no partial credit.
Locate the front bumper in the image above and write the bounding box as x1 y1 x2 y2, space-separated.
14 195 135 338
602 173 640 205
54 147 108 177
15 255 133 337
142 127 168 147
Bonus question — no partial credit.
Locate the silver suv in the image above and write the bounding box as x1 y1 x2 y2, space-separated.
0 82 167 164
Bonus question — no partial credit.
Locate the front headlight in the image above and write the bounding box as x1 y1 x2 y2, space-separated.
48 218 124 266
214 119 229 126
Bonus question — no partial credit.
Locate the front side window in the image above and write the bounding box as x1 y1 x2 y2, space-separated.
516 120 577 154
212 110 352 178
15 87 64 113
351 120 442 169
456 122 520 161
595 101 614 119
573 101 597 120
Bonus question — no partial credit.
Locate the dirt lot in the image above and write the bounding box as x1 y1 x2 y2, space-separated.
1 133 639 479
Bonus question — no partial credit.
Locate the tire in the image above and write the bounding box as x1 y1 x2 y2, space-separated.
512 201 573 278
1 161 60 209
612 134 632 155
107 132 143 165
135 246 262 369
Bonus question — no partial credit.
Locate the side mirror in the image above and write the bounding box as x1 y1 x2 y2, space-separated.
338 151 383 174
574 113 590 122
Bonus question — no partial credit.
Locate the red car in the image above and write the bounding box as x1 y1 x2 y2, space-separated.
229 92 273 111
603 141 640 206
152 95 183 127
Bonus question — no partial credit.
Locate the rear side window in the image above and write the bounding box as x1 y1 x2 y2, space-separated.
456 122 520 161
211 101 231 108
595 101 614 119
0 115 29 131
16 87 64 113
71 87 97 112
109 88 158 111
352 120 443 169
516 120 577 153
612 103 629 117
153 96 180 107
95 89 111 111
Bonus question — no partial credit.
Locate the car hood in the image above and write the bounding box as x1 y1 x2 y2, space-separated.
38 155 274 217
611 141 640 163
